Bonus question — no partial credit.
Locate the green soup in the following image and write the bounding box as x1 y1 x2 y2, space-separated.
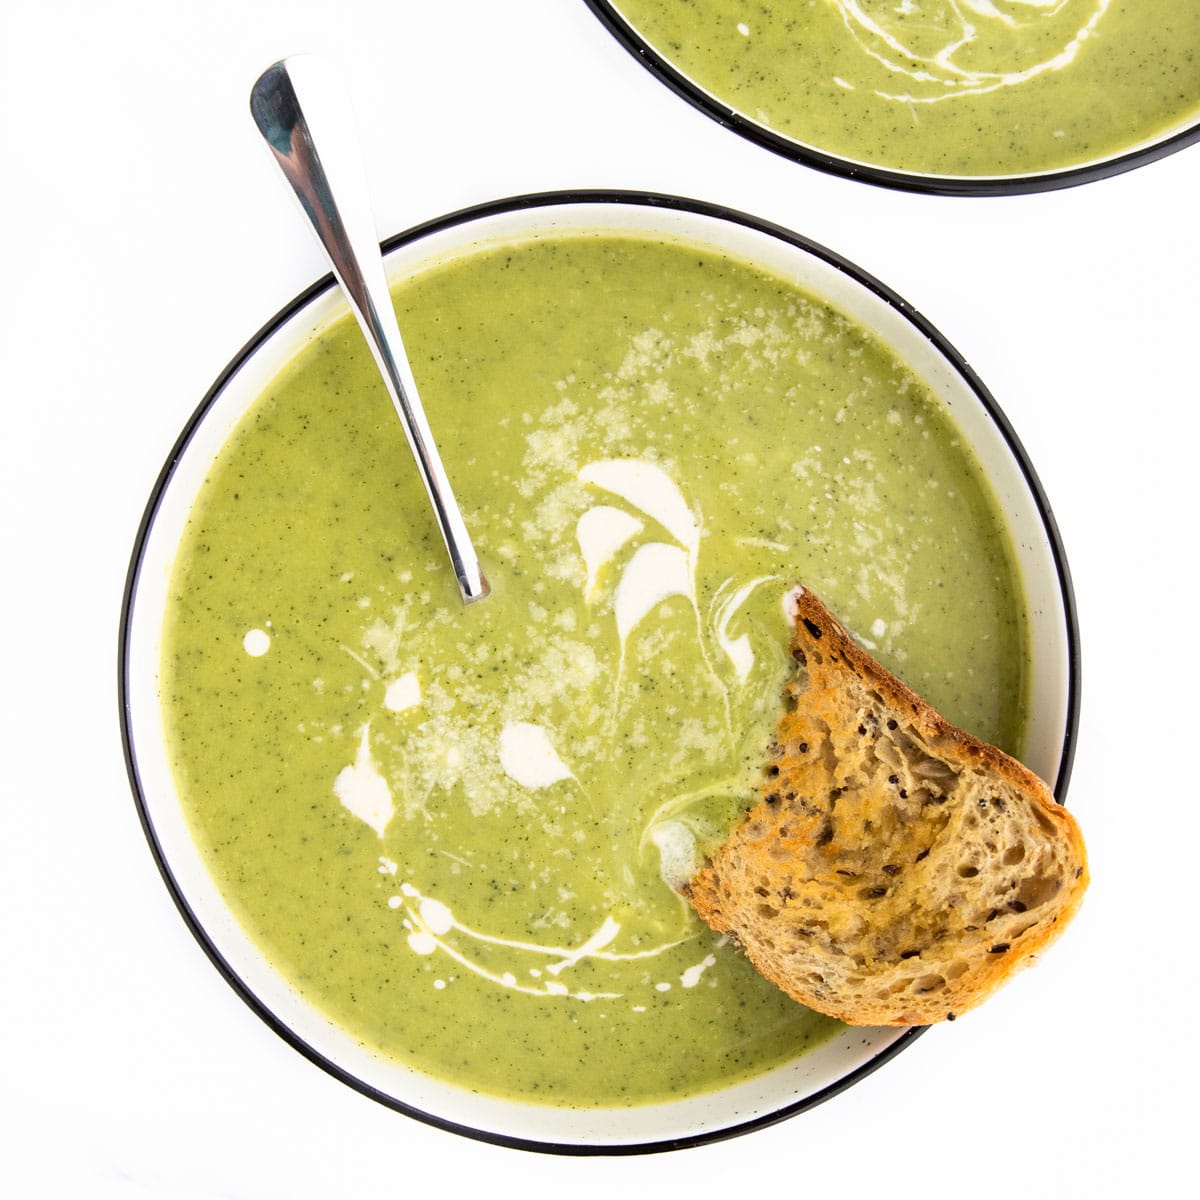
608 1 1200 178
162 232 1027 1106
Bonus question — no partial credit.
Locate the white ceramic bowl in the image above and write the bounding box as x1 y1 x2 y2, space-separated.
120 192 1080 1153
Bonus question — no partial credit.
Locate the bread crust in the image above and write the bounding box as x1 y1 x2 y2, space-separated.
683 587 1087 1026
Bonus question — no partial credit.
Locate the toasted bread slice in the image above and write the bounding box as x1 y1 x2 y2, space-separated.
682 587 1086 1026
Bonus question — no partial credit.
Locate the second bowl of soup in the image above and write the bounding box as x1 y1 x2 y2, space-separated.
587 1 1200 192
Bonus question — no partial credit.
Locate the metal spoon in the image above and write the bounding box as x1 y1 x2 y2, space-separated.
249 56 489 604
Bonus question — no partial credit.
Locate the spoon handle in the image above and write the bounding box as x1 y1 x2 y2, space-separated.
249 56 489 604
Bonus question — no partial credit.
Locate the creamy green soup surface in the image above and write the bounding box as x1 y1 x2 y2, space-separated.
609 1 1200 177
162 232 1028 1107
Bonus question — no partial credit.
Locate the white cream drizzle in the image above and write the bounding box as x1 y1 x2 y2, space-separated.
681 954 718 989
330 451 792 1005
383 671 421 713
613 542 693 646
576 505 643 597
498 721 574 788
713 575 776 682
242 628 270 657
392 881 686 1001
332 725 393 837
579 459 700 555
544 916 621 977
579 458 734 733
830 0 1111 103
649 820 698 891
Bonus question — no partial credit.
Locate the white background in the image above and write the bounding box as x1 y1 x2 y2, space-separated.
3 1 1197 1195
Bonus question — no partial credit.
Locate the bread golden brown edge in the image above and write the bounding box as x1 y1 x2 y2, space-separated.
681 586 1087 1026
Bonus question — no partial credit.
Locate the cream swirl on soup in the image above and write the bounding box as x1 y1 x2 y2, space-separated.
829 0 1111 102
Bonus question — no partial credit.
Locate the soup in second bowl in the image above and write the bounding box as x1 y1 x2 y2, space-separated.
600 1 1200 182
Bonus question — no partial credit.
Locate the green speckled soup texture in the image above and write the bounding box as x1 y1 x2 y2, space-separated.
610 1 1200 177
161 233 1027 1106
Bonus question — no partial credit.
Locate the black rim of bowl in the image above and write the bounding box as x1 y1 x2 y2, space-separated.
118 188 1082 1155
582 0 1200 196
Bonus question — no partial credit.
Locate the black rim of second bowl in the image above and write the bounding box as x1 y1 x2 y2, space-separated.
118 188 1081 1156
582 0 1200 196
